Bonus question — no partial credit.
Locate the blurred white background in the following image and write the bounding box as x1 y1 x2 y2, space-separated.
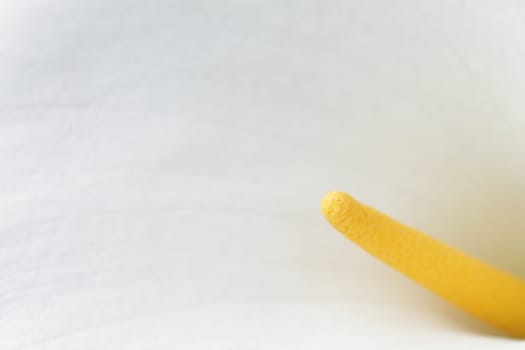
1 0 525 348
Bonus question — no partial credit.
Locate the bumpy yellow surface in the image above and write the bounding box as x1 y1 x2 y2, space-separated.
321 191 525 338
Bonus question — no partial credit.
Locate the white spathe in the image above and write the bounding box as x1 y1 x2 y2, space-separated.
1 0 525 348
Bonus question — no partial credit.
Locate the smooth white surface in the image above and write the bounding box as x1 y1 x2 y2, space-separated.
1 0 525 348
